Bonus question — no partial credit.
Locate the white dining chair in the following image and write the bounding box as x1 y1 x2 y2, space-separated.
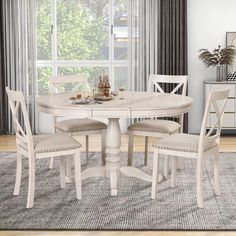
127 74 188 177
6 87 82 208
49 75 107 171
151 89 229 208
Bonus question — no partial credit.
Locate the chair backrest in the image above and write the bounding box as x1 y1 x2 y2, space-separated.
149 74 188 95
50 75 88 93
6 87 34 154
198 89 229 154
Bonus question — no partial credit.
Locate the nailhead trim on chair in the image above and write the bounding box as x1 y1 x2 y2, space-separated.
153 144 198 153
56 127 107 132
129 129 177 134
35 144 81 153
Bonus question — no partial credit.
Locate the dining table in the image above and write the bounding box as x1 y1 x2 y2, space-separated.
36 91 193 196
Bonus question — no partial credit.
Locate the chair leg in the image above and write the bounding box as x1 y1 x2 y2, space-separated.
178 115 185 171
74 150 82 200
163 155 169 179
177 158 185 170
60 157 66 189
49 157 54 169
144 136 148 165
101 130 106 166
13 150 22 196
66 156 72 181
213 148 221 196
127 133 134 166
196 157 204 208
85 135 89 164
26 156 35 209
170 157 177 188
151 149 160 199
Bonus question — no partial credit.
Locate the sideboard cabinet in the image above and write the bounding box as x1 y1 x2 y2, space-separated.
204 80 236 130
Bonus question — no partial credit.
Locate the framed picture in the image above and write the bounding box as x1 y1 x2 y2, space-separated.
226 32 236 75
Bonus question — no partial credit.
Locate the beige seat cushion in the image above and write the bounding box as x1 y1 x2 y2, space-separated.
33 134 81 153
153 133 217 153
55 118 107 133
128 120 181 134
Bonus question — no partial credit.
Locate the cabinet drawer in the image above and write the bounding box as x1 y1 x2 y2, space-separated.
208 113 234 128
210 99 235 113
210 84 235 97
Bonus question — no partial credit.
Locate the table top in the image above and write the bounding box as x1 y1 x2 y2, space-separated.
36 91 193 118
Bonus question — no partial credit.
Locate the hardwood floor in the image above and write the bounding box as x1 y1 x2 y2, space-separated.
0 134 235 236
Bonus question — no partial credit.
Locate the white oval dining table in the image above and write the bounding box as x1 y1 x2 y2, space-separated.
37 91 193 196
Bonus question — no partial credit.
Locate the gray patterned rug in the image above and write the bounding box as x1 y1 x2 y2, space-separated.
0 151 235 230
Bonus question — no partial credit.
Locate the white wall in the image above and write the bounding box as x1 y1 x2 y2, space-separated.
188 0 236 133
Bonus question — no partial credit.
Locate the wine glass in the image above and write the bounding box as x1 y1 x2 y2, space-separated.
93 79 98 99
119 86 125 99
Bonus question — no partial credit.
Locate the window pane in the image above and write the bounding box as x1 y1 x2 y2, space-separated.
57 67 109 91
114 0 128 60
37 67 52 95
36 0 52 60
114 67 128 90
57 0 109 60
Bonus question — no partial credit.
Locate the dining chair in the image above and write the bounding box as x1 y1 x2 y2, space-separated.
151 89 229 208
6 87 82 208
127 74 188 177
49 75 107 171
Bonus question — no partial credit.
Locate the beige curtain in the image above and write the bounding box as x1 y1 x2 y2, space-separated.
1 0 37 134
129 0 159 92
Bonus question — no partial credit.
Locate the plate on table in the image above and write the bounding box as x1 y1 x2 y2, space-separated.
74 99 91 105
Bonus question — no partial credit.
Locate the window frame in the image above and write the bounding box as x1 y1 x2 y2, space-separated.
36 0 130 93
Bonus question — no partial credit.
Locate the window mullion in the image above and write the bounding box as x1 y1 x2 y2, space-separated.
51 0 57 76
109 0 115 89
128 0 132 91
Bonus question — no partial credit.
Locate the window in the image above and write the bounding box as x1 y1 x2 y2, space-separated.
36 0 130 95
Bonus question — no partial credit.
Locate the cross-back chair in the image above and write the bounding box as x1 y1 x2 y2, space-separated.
127 74 188 177
49 75 107 171
151 89 229 208
6 87 82 208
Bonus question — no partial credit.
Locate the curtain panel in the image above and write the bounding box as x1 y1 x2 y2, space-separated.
0 0 37 134
158 0 188 75
158 0 188 132
129 0 159 92
129 0 188 131
0 2 7 134
130 0 187 88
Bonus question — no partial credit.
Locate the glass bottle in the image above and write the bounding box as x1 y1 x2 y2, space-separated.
97 76 103 95
104 76 111 97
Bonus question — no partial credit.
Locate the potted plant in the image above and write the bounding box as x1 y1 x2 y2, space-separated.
199 45 236 81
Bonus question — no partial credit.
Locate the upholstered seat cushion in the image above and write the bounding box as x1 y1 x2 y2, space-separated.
55 118 107 133
153 133 217 153
33 134 81 153
128 120 181 134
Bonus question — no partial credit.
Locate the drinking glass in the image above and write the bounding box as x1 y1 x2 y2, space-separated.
119 86 125 99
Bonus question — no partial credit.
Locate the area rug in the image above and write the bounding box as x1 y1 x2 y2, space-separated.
0 151 235 230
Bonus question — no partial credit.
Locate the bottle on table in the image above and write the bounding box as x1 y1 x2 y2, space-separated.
104 76 111 97
97 76 103 96
102 76 106 96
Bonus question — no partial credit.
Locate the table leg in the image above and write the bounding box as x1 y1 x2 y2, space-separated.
105 118 121 196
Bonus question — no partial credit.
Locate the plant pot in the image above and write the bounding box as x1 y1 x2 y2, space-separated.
216 65 224 81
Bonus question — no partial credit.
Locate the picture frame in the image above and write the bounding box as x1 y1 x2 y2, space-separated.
226 32 236 76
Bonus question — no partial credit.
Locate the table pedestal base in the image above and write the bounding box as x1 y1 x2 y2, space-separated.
66 118 163 194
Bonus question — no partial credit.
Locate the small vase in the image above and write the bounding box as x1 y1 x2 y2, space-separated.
216 65 224 81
